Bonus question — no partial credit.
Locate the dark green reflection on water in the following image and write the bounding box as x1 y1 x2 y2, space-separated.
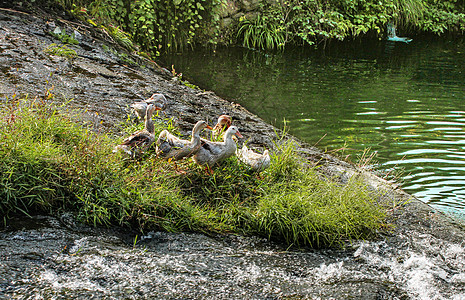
160 38 465 218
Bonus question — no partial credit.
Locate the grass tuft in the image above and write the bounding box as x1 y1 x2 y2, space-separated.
44 43 77 58
0 96 388 248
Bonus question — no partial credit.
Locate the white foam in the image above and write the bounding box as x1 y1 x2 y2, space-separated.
353 231 465 300
315 261 345 282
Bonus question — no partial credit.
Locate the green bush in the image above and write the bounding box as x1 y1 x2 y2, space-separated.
57 0 223 54
53 0 464 52
237 13 287 50
236 0 465 50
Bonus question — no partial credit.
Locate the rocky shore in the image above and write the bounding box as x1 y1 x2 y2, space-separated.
1 4 465 298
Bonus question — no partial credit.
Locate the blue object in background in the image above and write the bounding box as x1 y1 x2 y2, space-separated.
387 22 413 43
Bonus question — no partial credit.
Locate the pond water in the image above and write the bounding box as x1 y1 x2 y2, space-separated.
160 38 465 219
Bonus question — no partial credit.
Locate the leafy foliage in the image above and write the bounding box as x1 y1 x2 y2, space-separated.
236 0 465 50
53 0 464 52
57 0 223 54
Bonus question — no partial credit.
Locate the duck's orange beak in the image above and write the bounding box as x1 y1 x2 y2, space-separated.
235 131 243 138
206 125 213 130
155 106 163 111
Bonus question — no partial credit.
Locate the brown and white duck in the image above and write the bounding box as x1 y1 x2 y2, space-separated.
114 104 157 157
131 93 165 120
193 126 243 168
212 114 232 137
156 120 212 161
201 114 232 143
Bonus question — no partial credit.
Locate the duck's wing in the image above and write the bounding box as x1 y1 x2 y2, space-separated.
193 146 214 166
200 140 225 156
237 145 256 162
121 129 145 144
172 142 202 160
255 151 271 172
121 131 153 147
156 130 196 159
156 130 177 156
238 147 270 171
115 130 154 158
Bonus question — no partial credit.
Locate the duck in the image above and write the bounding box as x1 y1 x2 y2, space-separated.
201 114 232 144
131 93 166 120
114 104 157 157
156 120 212 161
212 115 232 137
193 126 243 168
236 144 271 172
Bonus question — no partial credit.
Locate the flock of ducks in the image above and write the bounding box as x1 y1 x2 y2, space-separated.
114 93 271 173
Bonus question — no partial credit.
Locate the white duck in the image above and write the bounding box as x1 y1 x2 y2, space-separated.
114 104 157 157
193 126 243 168
236 144 271 172
156 120 212 161
131 93 165 120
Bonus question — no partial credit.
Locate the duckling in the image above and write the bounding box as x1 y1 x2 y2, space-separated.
131 93 165 120
156 120 212 161
236 144 271 172
114 104 157 157
193 126 243 168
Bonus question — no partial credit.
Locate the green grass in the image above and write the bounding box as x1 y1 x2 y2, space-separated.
237 14 286 50
44 43 77 58
0 96 388 248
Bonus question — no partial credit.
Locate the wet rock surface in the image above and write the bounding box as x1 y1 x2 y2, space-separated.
1 5 465 299
2 213 465 299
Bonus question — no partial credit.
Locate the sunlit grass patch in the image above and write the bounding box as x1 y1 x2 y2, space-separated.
44 43 77 58
250 174 383 248
0 97 388 248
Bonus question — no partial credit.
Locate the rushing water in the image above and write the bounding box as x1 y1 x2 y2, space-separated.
160 38 465 219
2 216 465 299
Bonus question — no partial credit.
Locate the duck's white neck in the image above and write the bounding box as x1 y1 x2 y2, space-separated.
191 125 204 142
223 131 236 145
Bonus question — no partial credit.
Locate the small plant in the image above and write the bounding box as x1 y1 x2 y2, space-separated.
104 25 134 50
171 65 201 89
51 27 79 45
237 14 286 50
44 43 77 59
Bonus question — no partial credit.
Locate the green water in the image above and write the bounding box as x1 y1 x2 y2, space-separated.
161 38 465 218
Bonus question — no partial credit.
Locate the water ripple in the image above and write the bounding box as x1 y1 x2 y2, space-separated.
160 40 465 218
384 158 465 166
